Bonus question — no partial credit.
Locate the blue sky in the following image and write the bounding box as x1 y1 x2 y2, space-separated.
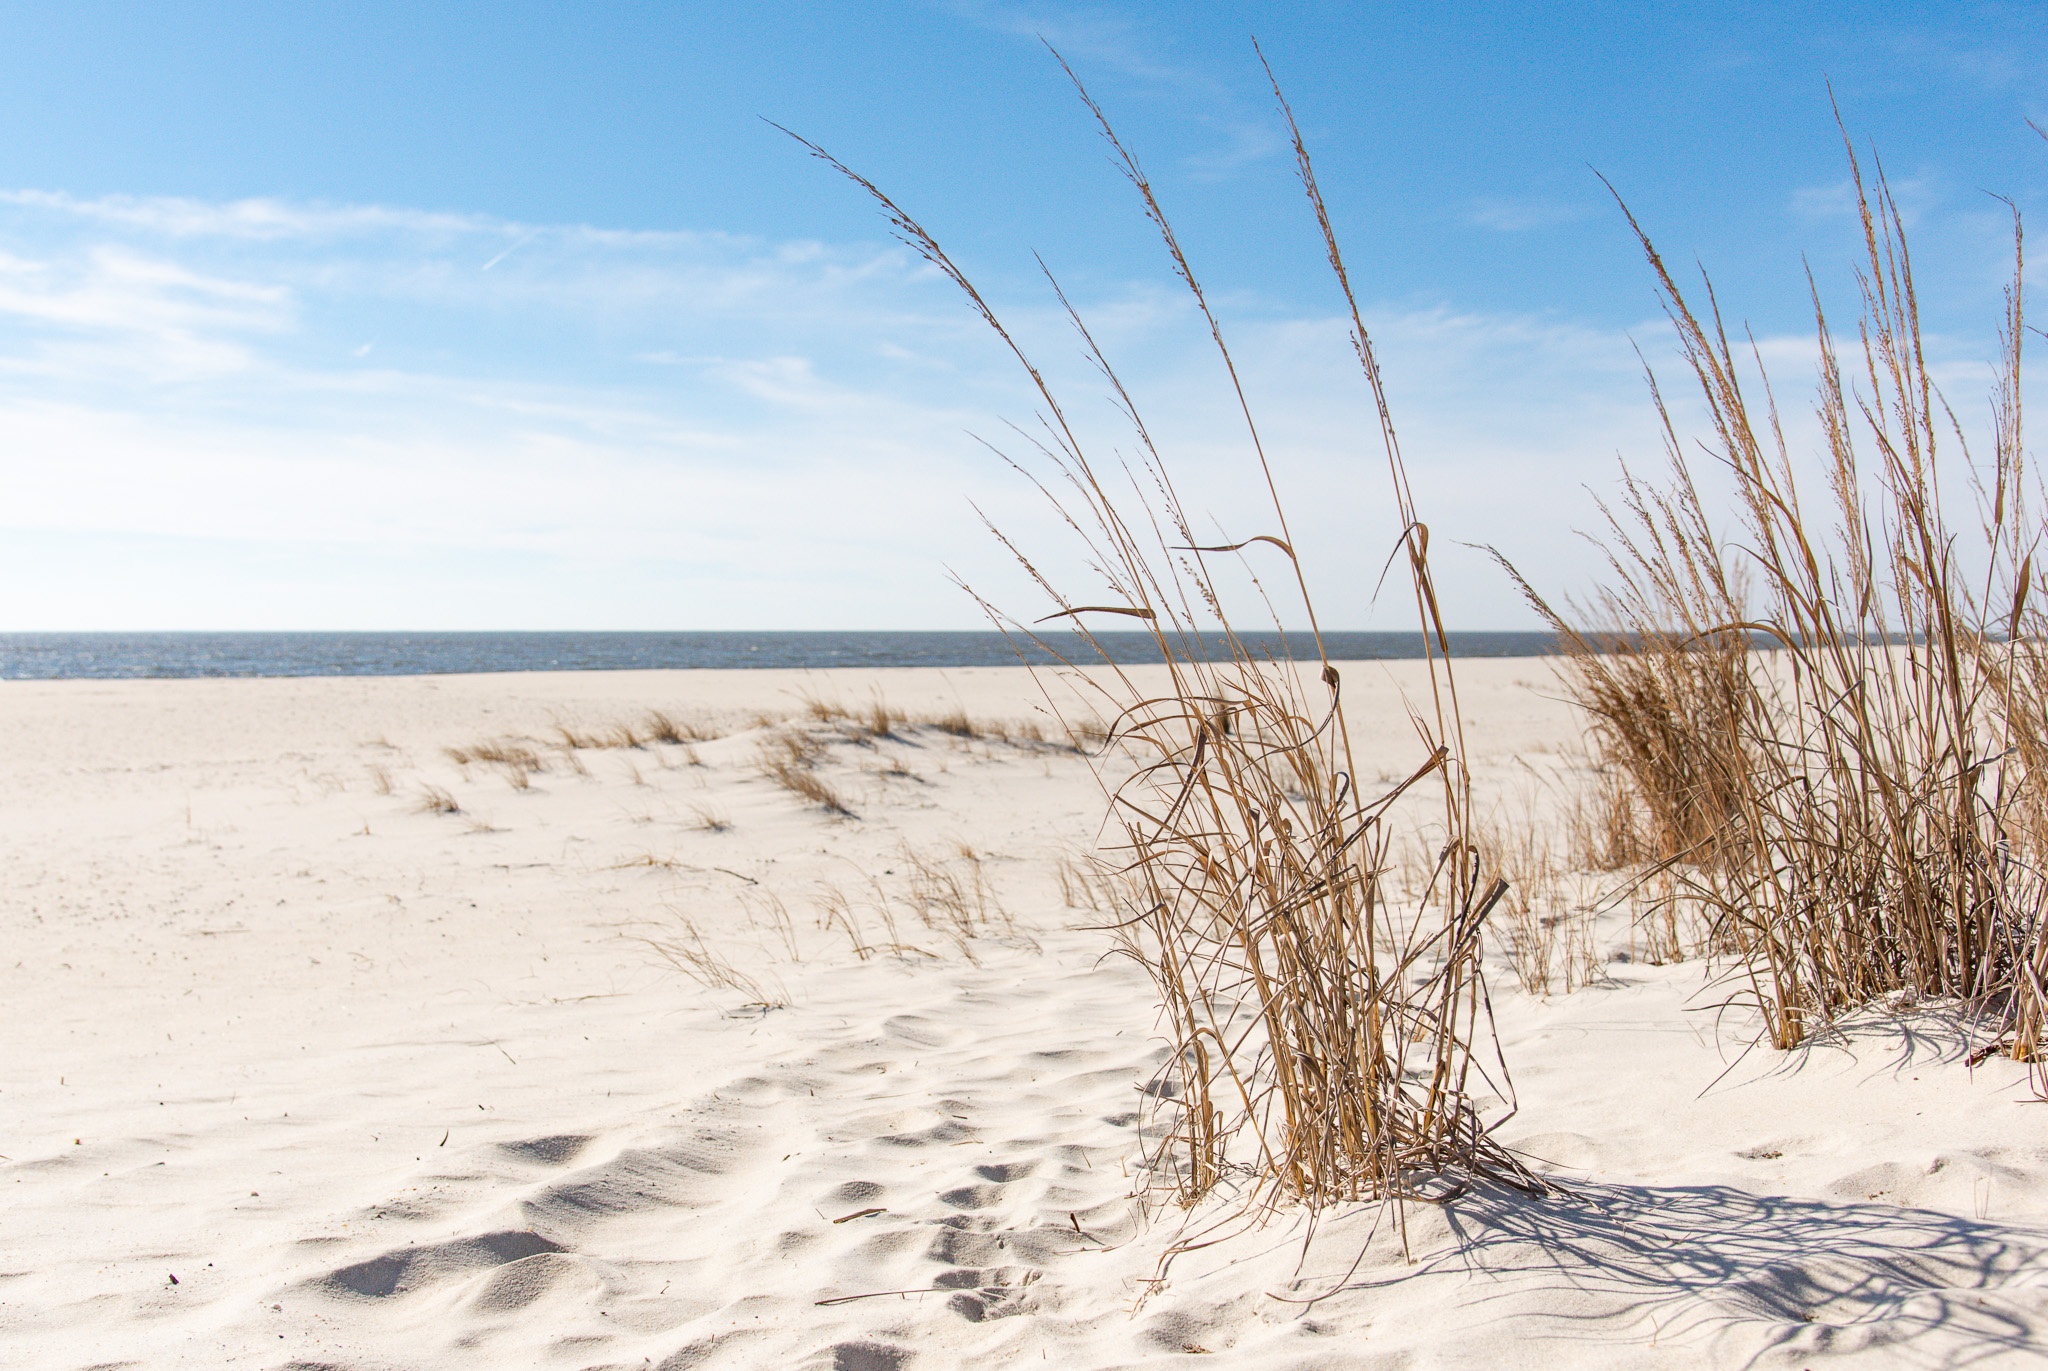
0 1 2039 629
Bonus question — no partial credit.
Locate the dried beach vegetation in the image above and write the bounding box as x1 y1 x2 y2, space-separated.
1511 126 2047 1079
647 910 785 1007
901 841 1015 944
416 784 461 816
791 51 1533 1218
1476 804 1602 996
756 726 857 817
798 688 1066 750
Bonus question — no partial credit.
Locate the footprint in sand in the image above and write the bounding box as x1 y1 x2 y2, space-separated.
314 1230 564 1300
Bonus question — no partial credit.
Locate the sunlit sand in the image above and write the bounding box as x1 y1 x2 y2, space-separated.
4 661 2043 1367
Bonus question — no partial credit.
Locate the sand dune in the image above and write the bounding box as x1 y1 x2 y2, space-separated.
3 663 2044 1368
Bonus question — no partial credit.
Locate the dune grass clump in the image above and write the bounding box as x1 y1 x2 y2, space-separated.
756 727 856 817
646 913 783 1006
901 842 1014 942
1511 129 2047 1072
541 713 721 753
641 709 718 745
792 51 1530 1215
416 784 461 816
690 802 734 833
445 737 547 790
1478 807 1601 995
926 708 978 739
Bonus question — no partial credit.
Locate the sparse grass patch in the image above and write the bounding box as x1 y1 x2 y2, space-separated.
444 739 542 770
445 737 547 790
1064 717 1110 753
812 883 876 961
1477 807 1600 996
755 727 855 817
742 889 803 962
926 708 977 739
417 784 461 816
645 914 783 1006
900 841 1013 943
641 709 719 745
800 691 850 724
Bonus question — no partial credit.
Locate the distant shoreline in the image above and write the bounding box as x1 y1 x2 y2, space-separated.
0 629 1559 680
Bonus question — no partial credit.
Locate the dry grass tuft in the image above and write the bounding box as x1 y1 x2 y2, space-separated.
756 728 856 817
737 889 803 963
1054 850 1123 914
1560 751 1650 874
873 753 918 781
814 877 929 961
901 842 1013 943
640 709 718 745
445 739 538 770
801 692 849 724
1509 127 2047 1075
641 710 686 744
926 708 978 739
416 784 461 816
1065 717 1111 752
1477 808 1600 996
812 883 875 961
646 914 783 1006
445 737 547 790
790 51 1530 1218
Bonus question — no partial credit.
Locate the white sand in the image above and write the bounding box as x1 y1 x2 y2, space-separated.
2 661 2044 1369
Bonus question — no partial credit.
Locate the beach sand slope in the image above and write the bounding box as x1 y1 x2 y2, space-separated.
2 663 2044 1368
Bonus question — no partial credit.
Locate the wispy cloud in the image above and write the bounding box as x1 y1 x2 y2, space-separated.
0 183 1722 630
1467 195 1595 233
1788 171 1936 227
1880 24 2037 97
0 188 505 241
942 0 1187 86
938 0 1288 181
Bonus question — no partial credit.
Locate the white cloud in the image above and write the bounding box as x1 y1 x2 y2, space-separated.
1788 171 1937 227
0 188 506 241
9 183 2010 632
939 1 1287 182
1467 195 1595 233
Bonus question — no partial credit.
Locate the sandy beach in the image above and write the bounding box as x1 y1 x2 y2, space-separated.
3 660 2045 1369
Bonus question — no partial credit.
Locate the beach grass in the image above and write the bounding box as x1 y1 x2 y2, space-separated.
1507 122 2046 1079
756 726 857 816
786 47 1534 1226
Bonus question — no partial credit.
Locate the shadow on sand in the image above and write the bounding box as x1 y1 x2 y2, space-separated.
1375 1179 2048 1366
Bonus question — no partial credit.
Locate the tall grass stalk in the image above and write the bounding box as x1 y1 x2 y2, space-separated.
788 50 1532 1217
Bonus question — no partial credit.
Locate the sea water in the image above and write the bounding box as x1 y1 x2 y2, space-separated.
0 631 1558 680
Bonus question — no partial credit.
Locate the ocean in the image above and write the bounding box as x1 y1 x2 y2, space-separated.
0 631 1559 680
